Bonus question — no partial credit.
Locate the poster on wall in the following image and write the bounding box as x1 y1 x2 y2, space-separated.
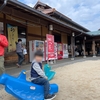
29 40 45 62
57 43 63 59
7 24 18 52
46 34 55 60
63 44 69 58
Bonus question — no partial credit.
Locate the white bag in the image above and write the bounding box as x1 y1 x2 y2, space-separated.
23 49 27 55
75 51 79 56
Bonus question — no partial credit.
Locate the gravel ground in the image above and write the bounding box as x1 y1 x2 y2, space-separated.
1 59 100 100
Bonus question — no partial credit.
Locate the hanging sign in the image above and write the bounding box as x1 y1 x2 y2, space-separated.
7 25 18 52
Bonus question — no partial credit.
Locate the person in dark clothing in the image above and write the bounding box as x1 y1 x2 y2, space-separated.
87 47 90 56
97 45 99 55
16 39 24 68
31 50 56 100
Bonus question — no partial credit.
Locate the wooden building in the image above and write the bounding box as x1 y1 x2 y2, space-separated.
0 0 96 65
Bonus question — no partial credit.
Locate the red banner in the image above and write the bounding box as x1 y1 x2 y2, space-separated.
46 34 55 60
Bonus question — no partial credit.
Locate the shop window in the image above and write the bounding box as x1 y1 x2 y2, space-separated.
7 24 26 52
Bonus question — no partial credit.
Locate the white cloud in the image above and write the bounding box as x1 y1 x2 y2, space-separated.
19 0 100 31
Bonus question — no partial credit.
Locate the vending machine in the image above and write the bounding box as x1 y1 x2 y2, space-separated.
29 40 45 62
57 43 63 60
63 44 69 58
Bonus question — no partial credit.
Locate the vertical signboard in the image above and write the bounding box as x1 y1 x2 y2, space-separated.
46 34 55 60
7 25 18 52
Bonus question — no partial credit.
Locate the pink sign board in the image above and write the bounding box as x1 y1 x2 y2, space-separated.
46 34 55 60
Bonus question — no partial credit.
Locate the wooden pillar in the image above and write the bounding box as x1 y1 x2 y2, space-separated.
26 21 29 63
92 40 96 57
3 14 6 36
41 25 43 40
83 37 86 58
3 14 7 54
26 21 28 48
71 33 75 60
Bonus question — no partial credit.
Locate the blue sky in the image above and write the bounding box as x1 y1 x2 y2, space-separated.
19 0 100 31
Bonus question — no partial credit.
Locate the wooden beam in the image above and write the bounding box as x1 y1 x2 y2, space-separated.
5 19 26 28
54 24 71 34
1 6 82 34
1 6 48 26
28 33 45 38
86 37 100 42
71 36 75 60
94 36 100 40
1 6 84 37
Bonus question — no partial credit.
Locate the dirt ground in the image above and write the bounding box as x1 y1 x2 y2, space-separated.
1 59 100 100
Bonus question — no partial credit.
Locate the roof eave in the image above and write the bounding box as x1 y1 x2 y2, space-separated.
7 0 89 34
52 11 90 32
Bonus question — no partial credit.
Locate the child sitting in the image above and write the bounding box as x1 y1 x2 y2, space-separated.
31 50 56 100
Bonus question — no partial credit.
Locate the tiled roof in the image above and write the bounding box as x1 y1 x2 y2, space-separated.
34 1 89 32
86 31 100 36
